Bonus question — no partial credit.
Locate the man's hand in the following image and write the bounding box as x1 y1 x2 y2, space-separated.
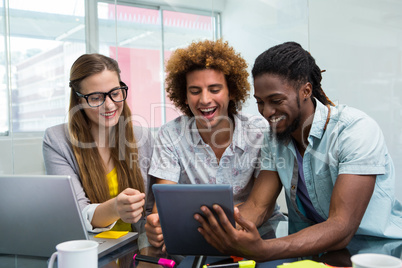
145 213 166 252
194 205 267 262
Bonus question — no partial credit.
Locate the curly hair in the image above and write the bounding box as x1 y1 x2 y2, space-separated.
165 39 250 117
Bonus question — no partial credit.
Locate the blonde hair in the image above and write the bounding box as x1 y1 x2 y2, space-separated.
68 53 144 203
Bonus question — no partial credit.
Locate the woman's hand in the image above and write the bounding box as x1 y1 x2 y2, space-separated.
114 188 145 223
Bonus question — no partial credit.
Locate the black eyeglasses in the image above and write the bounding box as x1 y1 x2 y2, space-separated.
75 82 128 108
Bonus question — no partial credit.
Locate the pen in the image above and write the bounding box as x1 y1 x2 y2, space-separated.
203 260 256 268
133 254 176 268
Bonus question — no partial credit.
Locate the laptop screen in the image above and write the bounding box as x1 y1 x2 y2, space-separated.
0 175 89 257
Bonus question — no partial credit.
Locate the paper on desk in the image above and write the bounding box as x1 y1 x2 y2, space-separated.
277 260 327 267
94 231 129 239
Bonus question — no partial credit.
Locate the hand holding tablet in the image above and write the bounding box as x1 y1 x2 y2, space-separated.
152 184 235 256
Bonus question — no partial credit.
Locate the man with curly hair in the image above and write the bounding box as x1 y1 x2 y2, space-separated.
145 39 283 251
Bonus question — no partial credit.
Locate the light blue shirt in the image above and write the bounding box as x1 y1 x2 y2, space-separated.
261 99 402 238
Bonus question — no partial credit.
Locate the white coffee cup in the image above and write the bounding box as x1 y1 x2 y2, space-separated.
47 240 98 268
351 253 402 268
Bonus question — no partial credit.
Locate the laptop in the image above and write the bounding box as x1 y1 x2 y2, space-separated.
0 175 138 258
152 184 235 256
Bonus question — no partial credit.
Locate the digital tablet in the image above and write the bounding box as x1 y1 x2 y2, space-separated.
152 184 235 256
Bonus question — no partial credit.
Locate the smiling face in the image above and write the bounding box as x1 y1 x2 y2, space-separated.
254 73 309 142
185 69 231 131
78 70 124 135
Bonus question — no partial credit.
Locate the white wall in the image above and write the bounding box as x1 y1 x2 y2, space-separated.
0 134 45 175
220 0 310 213
0 139 13 174
221 0 309 113
220 0 402 208
309 0 402 202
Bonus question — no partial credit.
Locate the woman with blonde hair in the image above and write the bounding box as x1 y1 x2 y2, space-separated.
43 54 153 245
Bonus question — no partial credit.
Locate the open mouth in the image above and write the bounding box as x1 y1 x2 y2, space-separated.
101 110 116 117
269 115 285 124
199 107 217 117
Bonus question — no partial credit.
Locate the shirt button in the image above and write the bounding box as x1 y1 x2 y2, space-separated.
291 185 296 190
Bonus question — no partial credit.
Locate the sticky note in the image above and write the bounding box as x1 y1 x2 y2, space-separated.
277 260 327 267
94 231 129 239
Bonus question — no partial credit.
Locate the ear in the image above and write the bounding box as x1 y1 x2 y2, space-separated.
300 82 312 100
228 87 235 101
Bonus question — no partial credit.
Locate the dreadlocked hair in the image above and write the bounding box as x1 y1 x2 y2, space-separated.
252 41 334 106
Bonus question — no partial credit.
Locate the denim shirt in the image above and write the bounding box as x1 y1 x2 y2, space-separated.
261 99 402 238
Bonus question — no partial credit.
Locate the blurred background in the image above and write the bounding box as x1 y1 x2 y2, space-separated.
0 0 401 208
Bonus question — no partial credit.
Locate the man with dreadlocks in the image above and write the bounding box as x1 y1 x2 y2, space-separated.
195 41 402 262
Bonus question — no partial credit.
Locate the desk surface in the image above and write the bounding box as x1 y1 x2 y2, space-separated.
1 220 401 268
178 221 402 268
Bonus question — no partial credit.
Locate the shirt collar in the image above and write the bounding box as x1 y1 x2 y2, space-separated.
309 98 331 141
189 113 245 151
282 98 330 152
232 114 245 151
188 117 203 146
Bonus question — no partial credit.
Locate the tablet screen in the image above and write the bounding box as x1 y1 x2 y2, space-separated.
152 184 235 256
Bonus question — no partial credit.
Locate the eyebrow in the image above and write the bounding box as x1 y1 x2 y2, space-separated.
208 84 224 88
84 85 121 95
254 93 284 99
187 86 201 90
187 84 224 90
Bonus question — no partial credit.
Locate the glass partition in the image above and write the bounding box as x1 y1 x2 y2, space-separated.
0 0 9 135
98 2 218 129
8 0 86 133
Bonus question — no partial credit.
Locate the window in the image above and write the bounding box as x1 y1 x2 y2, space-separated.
0 0 219 134
7 0 86 133
97 2 219 129
0 0 9 135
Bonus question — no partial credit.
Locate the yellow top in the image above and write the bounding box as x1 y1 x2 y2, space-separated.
106 167 132 231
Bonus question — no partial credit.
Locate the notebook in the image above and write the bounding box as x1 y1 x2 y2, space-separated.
0 174 138 258
152 184 235 256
